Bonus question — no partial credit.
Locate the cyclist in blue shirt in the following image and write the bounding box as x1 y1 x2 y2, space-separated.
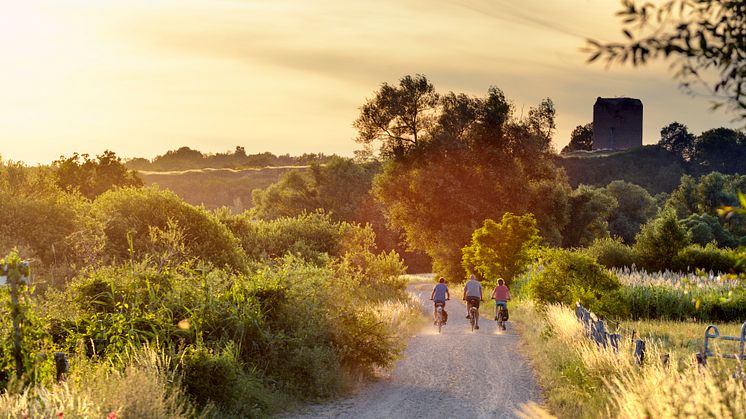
430 277 450 324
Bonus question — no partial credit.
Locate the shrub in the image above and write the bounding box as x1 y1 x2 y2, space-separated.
222 211 341 264
672 243 744 274
585 237 635 269
181 345 272 417
92 187 245 270
528 249 621 313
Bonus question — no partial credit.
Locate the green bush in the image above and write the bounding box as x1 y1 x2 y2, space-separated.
585 237 636 269
93 187 245 270
222 211 341 265
181 345 272 417
633 209 690 272
672 243 744 274
528 249 621 312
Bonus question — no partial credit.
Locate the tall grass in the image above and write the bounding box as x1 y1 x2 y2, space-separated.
513 301 746 418
0 347 197 418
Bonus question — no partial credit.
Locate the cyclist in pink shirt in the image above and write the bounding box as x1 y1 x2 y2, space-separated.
491 278 511 321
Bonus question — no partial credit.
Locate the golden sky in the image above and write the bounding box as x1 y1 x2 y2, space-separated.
0 0 737 165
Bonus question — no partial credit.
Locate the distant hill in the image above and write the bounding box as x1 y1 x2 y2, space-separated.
557 146 689 194
138 166 308 211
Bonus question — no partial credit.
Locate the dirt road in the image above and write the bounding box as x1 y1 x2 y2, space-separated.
287 283 542 418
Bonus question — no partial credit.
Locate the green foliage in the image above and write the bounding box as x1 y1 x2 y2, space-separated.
693 127 746 174
633 209 690 272
369 75 570 281
605 180 658 243
680 213 736 247
0 251 53 388
658 122 695 161
615 284 746 322
561 122 593 153
0 161 98 274
181 345 272 417
528 249 621 313
92 187 245 270
561 185 617 247
53 151 143 199
461 213 541 283
223 211 341 265
558 145 687 195
672 244 744 274
584 237 636 269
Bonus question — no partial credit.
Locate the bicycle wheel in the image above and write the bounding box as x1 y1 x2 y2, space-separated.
436 307 443 334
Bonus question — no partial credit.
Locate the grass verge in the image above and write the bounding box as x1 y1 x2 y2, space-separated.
512 300 746 418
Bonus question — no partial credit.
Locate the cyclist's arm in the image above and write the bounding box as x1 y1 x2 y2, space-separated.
446 290 450 300
506 289 512 301
430 288 435 300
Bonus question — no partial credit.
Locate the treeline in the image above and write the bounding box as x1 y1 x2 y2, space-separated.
126 146 338 171
559 123 746 194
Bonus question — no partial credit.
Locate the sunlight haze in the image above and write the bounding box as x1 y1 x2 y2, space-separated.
0 0 737 164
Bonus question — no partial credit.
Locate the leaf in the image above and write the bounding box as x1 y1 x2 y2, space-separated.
623 29 633 39
738 191 746 208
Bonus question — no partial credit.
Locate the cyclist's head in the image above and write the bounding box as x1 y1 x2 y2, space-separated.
469 274 476 281
438 277 445 283
498 278 505 286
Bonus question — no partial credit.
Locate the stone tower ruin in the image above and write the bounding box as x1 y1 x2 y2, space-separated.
592 97 643 150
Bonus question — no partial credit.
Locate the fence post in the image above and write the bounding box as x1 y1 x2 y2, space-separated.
54 352 69 382
594 320 608 348
609 333 621 353
634 339 646 365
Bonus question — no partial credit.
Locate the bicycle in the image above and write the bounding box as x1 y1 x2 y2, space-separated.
431 298 449 334
495 304 507 331
466 298 482 332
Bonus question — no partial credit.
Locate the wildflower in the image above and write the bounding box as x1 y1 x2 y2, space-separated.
107 411 118 419
56 412 64 419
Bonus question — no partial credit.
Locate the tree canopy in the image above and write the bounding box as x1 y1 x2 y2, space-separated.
365 74 567 280
562 122 594 153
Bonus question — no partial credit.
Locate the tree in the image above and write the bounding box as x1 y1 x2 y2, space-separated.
561 185 618 247
634 209 690 272
605 180 658 244
587 0 746 120
366 76 569 281
659 122 695 160
354 74 439 159
562 122 593 153
693 127 746 173
461 213 542 284
53 151 143 199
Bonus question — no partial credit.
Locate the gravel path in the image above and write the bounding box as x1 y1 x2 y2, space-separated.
286 283 542 419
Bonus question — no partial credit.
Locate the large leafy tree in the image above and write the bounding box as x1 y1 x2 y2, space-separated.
561 122 594 153
634 209 691 272
692 127 746 173
354 74 439 160
659 122 696 160
561 185 618 247
605 180 658 244
587 0 746 120
366 75 570 280
53 150 142 199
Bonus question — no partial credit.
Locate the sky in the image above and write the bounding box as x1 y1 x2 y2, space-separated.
0 0 739 165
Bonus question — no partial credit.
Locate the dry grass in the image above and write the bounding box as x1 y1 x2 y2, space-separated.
514 301 746 418
0 347 198 419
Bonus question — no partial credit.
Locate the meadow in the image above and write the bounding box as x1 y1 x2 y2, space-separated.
512 265 746 418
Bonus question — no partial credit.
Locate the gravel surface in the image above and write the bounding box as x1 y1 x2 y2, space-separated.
286 283 542 419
